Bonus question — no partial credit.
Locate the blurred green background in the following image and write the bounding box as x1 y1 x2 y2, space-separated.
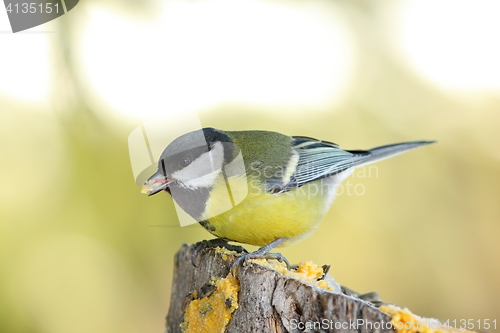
1 0 499 332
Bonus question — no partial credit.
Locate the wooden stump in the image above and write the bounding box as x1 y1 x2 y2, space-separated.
166 242 395 333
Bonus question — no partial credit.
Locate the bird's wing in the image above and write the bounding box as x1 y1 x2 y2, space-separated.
264 136 370 193
264 137 434 193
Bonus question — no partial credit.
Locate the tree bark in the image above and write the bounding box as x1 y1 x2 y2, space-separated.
166 242 394 333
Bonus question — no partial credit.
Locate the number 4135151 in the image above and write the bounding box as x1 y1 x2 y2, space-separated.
442 319 496 330
6 3 60 14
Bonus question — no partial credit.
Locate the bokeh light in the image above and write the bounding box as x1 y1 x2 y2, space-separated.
395 0 500 91
78 0 354 120
0 23 51 102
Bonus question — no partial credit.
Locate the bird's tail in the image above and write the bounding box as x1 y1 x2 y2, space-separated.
348 140 436 168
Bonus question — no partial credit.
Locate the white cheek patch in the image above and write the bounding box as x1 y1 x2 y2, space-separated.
178 169 221 190
171 142 225 189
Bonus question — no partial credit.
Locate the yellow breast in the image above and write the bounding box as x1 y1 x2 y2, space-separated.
201 174 336 246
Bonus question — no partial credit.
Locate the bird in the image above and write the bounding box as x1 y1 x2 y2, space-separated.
141 127 434 263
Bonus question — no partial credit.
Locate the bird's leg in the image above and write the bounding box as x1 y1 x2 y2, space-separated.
231 237 290 269
191 238 247 267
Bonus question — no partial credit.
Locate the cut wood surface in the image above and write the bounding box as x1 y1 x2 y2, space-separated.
166 242 395 333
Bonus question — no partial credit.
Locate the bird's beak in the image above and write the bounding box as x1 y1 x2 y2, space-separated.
141 171 172 196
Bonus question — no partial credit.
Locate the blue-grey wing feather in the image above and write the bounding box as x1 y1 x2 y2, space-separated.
265 137 435 193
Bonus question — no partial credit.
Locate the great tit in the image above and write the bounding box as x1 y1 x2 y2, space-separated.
142 128 434 256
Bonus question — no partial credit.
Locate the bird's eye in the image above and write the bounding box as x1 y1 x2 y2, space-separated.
179 157 192 168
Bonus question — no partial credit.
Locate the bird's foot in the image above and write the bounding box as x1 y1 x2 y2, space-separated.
231 238 290 269
341 286 388 307
191 238 247 267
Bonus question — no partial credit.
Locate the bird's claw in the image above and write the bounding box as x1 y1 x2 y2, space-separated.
191 239 247 267
231 251 290 270
341 286 388 307
230 237 290 270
